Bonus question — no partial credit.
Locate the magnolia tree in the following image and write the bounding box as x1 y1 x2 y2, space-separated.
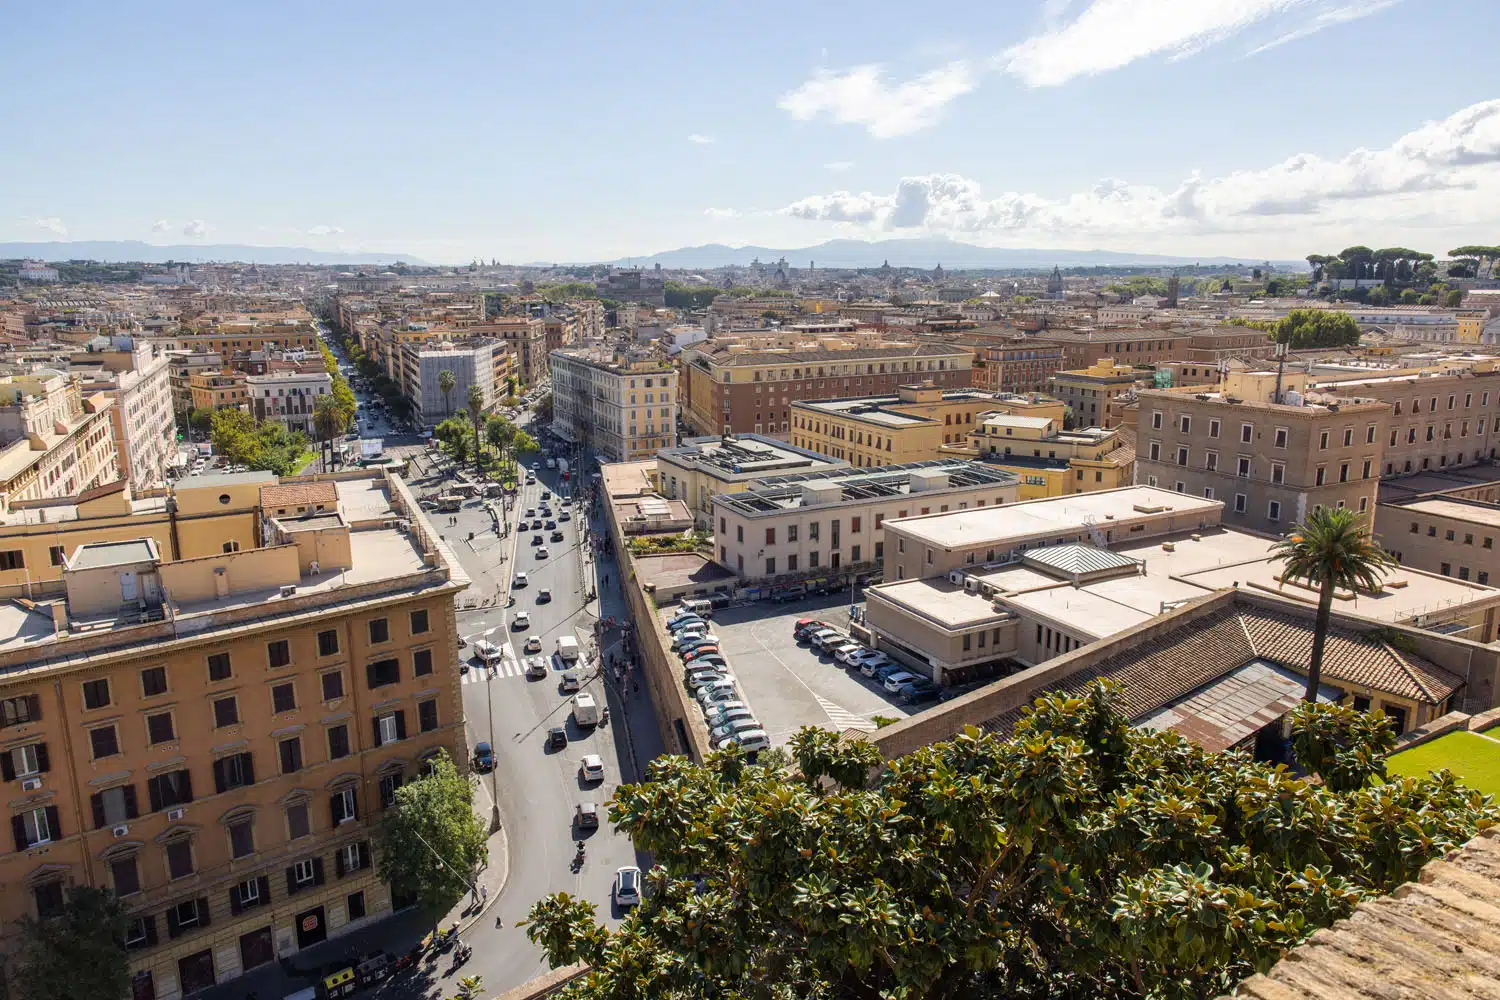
525 684 1493 1000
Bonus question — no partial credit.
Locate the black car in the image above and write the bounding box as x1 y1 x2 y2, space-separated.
550 530 564 541
547 727 568 750
545 519 557 529
531 519 543 530
531 534 544 545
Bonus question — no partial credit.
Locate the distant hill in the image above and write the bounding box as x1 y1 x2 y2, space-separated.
0 241 427 266
606 238 1301 271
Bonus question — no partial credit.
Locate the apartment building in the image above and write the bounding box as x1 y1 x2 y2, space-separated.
404 343 495 426
1048 359 1143 429
188 370 249 413
966 414 1134 499
551 349 677 462
969 338 1065 394
655 434 847 529
1042 330 1190 370
0 470 467 1000
1378 477 1500 586
247 371 334 435
72 343 177 489
712 460 1019 588
165 321 321 357
0 374 120 513
1134 370 1389 535
791 384 1064 468
167 353 223 420
681 344 975 438
472 318 546 387
1184 327 1280 364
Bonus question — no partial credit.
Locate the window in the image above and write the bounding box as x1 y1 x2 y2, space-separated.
148 769 192 811
267 640 290 668
379 772 403 809
1482 572 1491 585
228 818 255 859
207 653 232 682
321 671 344 702
765 557 776 575
5 741 43 780
1148 442 1160 461
1441 562 1452 576
374 711 405 746
33 879 64 919
1237 458 1250 478
279 737 302 774
331 787 358 825
1315 466 1326 486
1 694 40 728
141 666 167 697
1339 463 1349 483
213 696 239 728
1240 423 1253 444
147 712 176 745
15 805 58 848
286 801 310 839
213 752 255 793
1209 419 1220 438
166 838 195 879
1151 411 1162 429
409 609 430 636
289 857 321 892
765 528 775 545
413 649 433 676
1268 501 1281 521
368 618 389 644
90 724 120 759
111 856 141 897
1367 424 1377 444
48 545 64 567
222 541 240 553
1179 415 1190 433
82 678 111 710
348 891 366 921
419 698 439 733
339 841 372 876
1176 447 1188 466
1460 567 1472 581
271 682 296 714
736 525 743 543
1343 428 1353 447
0 551 24 571
1234 494 1247 514
366 659 400 689
1273 428 1288 449
317 630 339 656
327 724 350 760
1271 462 1285 485
231 877 268 913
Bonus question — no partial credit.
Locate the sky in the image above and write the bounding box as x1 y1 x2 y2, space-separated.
3 0 1498 265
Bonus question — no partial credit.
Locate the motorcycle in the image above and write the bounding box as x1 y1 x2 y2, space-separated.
571 840 586 872
454 943 473 966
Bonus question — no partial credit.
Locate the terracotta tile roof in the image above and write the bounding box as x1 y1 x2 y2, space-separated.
984 601 1462 738
260 482 338 509
700 344 971 367
1222 828 1500 1000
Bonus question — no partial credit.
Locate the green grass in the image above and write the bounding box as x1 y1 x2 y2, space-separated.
1387 730 1500 796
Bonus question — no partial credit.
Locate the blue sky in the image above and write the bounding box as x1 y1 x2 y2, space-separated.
4 0 1497 264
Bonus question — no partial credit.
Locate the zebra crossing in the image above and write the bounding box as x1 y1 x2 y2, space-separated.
460 644 530 681
813 693 877 732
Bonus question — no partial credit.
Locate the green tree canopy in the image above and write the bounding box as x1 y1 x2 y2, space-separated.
1272 309 1361 349
524 689 1495 1000
664 282 721 310
15 885 130 1000
376 751 488 913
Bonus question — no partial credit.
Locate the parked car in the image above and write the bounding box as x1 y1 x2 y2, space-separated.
682 645 721 663
696 679 739 706
667 611 706 628
614 865 641 907
512 611 531 630
859 656 895 677
872 663 908 684
709 717 762 743
472 741 494 772
795 621 832 642
581 754 605 783
685 654 728 672
672 631 716 651
704 701 748 724
832 643 867 665
899 679 942 703
686 669 730 690
811 629 848 653
720 729 770 753
849 649 890 669
524 635 543 653
883 671 920 693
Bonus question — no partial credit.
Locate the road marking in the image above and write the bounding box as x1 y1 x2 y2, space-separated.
814 693 876 732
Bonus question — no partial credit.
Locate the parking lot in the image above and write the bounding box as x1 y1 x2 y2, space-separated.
692 593 941 745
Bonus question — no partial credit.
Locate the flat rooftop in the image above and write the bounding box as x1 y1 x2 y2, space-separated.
886 486 1221 549
872 579 1013 629
1398 497 1500 529
714 460 1018 516
187 470 277 490
1001 586 1154 640
658 436 843 479
69 538 156 569
335 477 397 521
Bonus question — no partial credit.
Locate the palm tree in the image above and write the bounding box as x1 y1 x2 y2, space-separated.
438 369 457 418
485 414 509 469
1271 507 1397 702
313 396 345 472
466 384 485 470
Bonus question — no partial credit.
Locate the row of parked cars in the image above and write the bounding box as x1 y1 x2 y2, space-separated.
665 605 771 753
793 618 942 704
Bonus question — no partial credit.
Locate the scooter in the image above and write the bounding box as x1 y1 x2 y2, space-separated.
454 943 473 966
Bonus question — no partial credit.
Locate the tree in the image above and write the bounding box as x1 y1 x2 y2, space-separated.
210 408 260 467
1367 285 1390 307
313 395 345 472
1289 700 1396 792
1449 245 1500 279
189 408 214 435
438 369 457 418
1272 507 1396 701
523 691 1495 1000
15 885 130 1000
376 751 488 914
466 384 485 471
1272 309 1361 349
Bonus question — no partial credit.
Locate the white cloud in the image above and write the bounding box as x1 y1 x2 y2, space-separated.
779 99 1500 241
687 134 714 145
1002 0 1321 87
307 225 344 236
152 219 171 233
703 208 740 219
1244 0 1399 56
824 161 855 172
182 220 208 238
778 61 975 138
23 216 68 236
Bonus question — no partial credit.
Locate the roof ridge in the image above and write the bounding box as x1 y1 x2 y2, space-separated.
1234 607 1260 659
1379 641 1439 704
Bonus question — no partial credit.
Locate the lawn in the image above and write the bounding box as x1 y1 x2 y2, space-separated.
1387 730 1500 797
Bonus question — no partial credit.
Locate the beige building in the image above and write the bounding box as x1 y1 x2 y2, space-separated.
72 343 178 489
1377 477 1500 586
1134 369 1389 535
551 348 678 462
654 435 847 529
248 371 334 435
712 460 1019 588
964 414 1134 499
1048 359 1143 429
790 383 1063 468
188 370 249 413
472 318 547 386
0 470 467 1000
0 374 120 514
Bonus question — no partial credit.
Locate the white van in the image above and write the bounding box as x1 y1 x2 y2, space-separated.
572 692 599 727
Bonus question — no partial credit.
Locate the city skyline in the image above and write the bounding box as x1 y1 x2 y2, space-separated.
5 0 1497 264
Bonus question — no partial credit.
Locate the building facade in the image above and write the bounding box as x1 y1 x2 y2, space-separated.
0 375 120 513
969 339 1066 394
247 371 334 435
654 435 848 529
408 343 495 427
551 349 677 462
77 344 177 489
1048 359 1143 429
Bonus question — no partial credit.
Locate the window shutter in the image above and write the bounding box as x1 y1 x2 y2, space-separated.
213 758 228 794
0 750 13 783
43 806 59 840
229 886 243 916
181 770 193 802
92 793 106 830
165 906 181 938
25 694 39 721
35 743 48 774
335 850 345 878
11 815 26 851
394 711 406 741
123 784 139 819
144 915 158 947
148 778 163 813
371 717 383 748
312 857 325 886
350 791 359 822
257 876 270 904
359 841 371 870
328 794 339 827
285 867 299 896
240 752 255 786
195 897 211 928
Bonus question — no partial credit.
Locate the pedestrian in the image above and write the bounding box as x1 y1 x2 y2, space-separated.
480 885 488 905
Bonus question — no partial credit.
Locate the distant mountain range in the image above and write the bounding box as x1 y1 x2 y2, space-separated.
605 238 1302 271
0 241 426 266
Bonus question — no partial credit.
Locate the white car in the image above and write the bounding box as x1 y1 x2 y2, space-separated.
696 680 738 706
720 729 770 753
614 865 641 907
703 700 747 723
686 669 731 690
512 611 531 630
832 643 866 665
524 635 542 653
883 671 920 693
513 572 529 587
710 717 762 744
472 640 502 665
535 546 550 559
580 754 605 783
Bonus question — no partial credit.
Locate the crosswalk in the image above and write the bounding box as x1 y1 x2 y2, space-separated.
460 643 532 681
814 693 877 732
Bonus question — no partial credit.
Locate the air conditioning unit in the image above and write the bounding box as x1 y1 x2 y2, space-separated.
166 808 185 821
112 824 129 837
963 579 978 593
279 585 297 597
948 570 964 585
20 777 41 792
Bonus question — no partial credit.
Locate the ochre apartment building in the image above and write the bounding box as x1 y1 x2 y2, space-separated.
0 469 467 1000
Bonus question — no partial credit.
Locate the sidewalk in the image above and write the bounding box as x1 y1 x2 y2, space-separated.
440 806 510 937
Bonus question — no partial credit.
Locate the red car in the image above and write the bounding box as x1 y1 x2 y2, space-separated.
683 645 720 662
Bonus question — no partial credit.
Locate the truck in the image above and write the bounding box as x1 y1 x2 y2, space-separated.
556 634 580 662
360 437 384 460
572 692 599 728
